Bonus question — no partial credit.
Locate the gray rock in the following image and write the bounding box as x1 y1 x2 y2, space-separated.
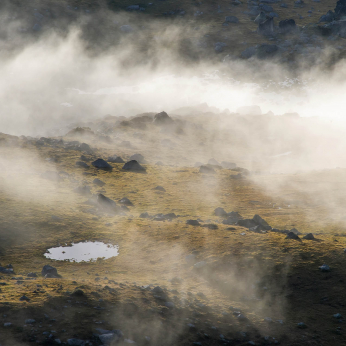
303 233 315 240
119 197 133 206
297 322 307 328
153 111 174 125
257 17 275 35
122 160 146 172
25 319 36 324
254 11 267 24
186 220 201 226
126 5 140 11
285 232 301 241
279 19 297 33
93 178 105 187
140 212 150 218
19 295 30 301
260 4 273 11
4 322 12 327
42 265 59 278
92 159 112 170
67 339 85 346
154 186 166 192
269 12 279 17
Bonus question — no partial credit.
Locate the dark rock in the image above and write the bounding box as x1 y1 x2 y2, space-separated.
290 228 302 235
97 194 117 211
279 19 297 33
214 207 228 217
199 165 216 174
108 156 125 163
75 161 89 168
257 44 279 59
42 265 60 278
67 339 85 346
261 4 273 12
93 178 105 187
122 160 146 172
0 267 14 274
186 220 201 226
319 264 330 272
19 295 30 301
255 11 267 24
257 17 275 35
27 272 37 278
223 211 243 225
215 42 227 53
154 186 166 192
80 143 92 153
153 112 174 125
303 233 315 240
119 197 133 206
129 154 145 163
92 159 112 170
335 0 346 18
285 232 301 241
253 214 271 230
249 225 267 233
140 212 150 218
72 289 85 297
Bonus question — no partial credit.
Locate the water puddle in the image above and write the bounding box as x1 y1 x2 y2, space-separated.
44 241 119 262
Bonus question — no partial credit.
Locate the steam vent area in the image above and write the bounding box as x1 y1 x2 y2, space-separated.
3 0 346 345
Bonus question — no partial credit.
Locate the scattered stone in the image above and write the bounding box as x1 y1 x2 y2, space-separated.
334 313 343 319
72 289 85 297
297 322 307 328
254 11 267 24
258 17 274 35
202 223 218 230
122 160 146 172
155 161 164 166
4 322 12 327
253 214 271 230
93 178 105 187
97 194 117 211
319 10 335 22
92 159 112 170
223 211 243 225
215 42 227 53
0 266 14 274
303 233 315 240
67 339 85 346
186 220 201 226
27 272 37 278
199 165 216 174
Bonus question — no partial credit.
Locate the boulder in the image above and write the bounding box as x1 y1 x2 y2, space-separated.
214 207 228 217
253 214 271 230
279 19 297 33
153 111 174 125
42 265 60 278
97 194 117 210
319 10 335 22
186 220 201 226
119 197 133 206
237 219 257 228
303 233 315 240
92 159 112 170
122 160 146 172
285 232 301 241
257 17 275 35
223 211 243 225
335 0 346 18
93 178 105 187
255 11 267 24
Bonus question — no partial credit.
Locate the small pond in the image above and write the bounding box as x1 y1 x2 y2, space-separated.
44 241 119 262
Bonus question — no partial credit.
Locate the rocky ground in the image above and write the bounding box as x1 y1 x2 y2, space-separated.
2 0 346 67
2 109 346 345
